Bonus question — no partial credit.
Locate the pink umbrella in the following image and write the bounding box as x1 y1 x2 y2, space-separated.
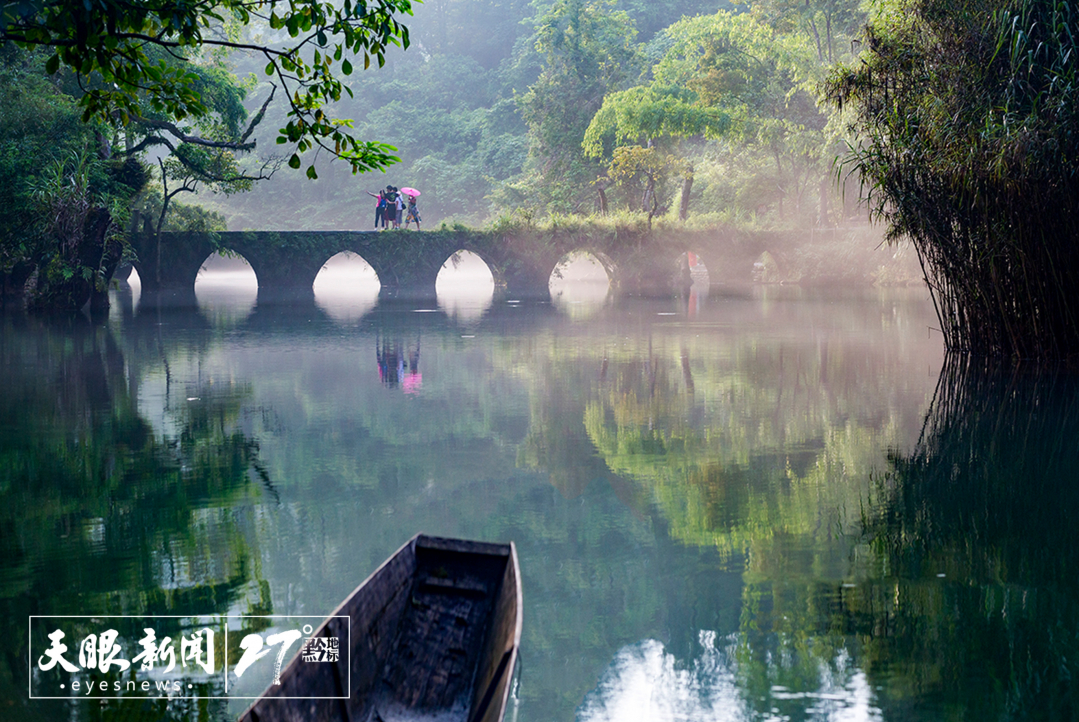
400 187 421 197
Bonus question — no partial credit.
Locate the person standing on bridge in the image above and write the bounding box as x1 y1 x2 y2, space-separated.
404 194 421 230
383 185 398 230
366 189 386 229
393 187 405 229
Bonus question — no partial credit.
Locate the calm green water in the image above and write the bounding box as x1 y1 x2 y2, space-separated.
4 279 1079 721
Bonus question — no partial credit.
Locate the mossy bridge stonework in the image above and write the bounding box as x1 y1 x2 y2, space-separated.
130 227 796 301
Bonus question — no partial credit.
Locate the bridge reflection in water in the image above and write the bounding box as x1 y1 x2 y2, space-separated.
194 252 258 326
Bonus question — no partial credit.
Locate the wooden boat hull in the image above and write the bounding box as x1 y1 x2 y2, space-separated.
238 534 522 722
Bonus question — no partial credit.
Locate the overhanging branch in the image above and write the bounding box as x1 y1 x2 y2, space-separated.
133 116 257 151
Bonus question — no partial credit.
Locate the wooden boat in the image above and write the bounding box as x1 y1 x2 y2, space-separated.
237 534 522 722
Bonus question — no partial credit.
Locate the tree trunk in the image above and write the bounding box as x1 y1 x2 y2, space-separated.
679 167 694 221
89 212 127 314
773 149 785 219
808 17 824 63
817 172 832 227
825 13 834 63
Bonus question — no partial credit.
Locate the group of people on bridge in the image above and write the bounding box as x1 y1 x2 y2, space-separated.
368 185 421 231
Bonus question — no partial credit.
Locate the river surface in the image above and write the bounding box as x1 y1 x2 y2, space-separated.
5 274 1079 721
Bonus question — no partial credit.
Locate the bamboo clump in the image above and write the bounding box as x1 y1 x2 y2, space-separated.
827 0 1079 358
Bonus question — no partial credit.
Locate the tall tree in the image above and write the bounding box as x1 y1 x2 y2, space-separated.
749 0 865 63
515 0 641 212
583 10 834 220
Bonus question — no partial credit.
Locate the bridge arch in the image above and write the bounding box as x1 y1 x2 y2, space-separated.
752 251 782 283
549 250 614 315
436 250 495 323
313 251 381 323
313 251 381 288
677 250 711 289
194 251 258 325
549 249 615 287
448 247 504 289
195 250 259 288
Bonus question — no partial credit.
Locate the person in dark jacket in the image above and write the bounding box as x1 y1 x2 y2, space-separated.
382 186 398 229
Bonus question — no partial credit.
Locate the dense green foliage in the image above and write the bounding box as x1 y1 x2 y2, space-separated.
0 0 422 308
199 0 869 230
0 45 264 306
0 0 416 177
827 0 1079 357
0 48 147 308
0 48 88 289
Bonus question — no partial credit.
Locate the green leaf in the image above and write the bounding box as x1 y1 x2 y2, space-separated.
288 154 301 169
306 165 318 179
45 54 59 75
342 58 353 75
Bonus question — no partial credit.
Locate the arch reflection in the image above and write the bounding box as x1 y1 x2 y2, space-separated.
314 251 381 324
550 251 611 318
436 250 494 323
194 251 258 326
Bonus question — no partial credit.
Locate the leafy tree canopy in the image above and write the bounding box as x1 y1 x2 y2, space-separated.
0 0 417 177
652 9 818 113
582 85 730 158
585 10 823 158
520 0 640 168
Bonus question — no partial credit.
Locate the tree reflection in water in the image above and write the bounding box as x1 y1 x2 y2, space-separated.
560 340 1079 719
0 316 272 722
858 356 1079 719
8 291 1069 721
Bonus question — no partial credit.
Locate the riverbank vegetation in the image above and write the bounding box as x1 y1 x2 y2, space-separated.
827 0 1079 358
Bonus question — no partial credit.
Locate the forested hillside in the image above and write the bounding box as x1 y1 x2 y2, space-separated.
199 0 868 230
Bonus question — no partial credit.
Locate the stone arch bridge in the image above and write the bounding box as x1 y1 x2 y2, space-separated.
130 227 797 301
